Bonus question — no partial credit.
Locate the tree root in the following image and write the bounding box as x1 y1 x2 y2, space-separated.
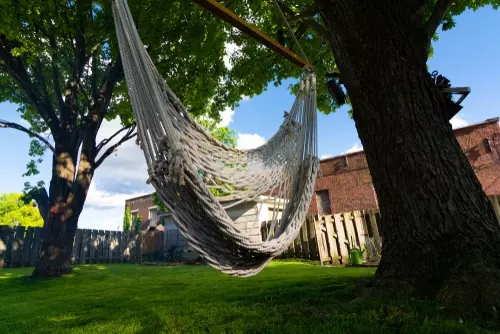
32 262 72 277
352 267 500 321
437 266 500 318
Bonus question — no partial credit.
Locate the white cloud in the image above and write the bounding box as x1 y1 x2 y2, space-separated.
237 133 266 150
241 95 251 102
76 119 154 230
450 115 469 129
343 143 363 154
84 181 147 211
94 119 150 187
218 107 235 128
78 207 126 231
79 181 150 231
320 154 333 159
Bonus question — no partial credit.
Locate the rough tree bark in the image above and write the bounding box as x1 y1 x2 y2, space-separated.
316 0 500 315
1 26 133 277
32 61 128 277
32 144 93 276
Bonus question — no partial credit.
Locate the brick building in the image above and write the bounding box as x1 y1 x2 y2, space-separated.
124 194 160 230
309 117 500 217
126 117 500 228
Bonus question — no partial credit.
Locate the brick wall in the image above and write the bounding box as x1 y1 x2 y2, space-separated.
124 119 500 219
125 194 155 223
309 118 500 215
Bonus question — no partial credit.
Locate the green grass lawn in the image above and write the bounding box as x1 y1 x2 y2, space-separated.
0 262 497 333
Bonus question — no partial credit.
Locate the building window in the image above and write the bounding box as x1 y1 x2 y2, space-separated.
483 138 492 153
316 190 332 215
131 210 139 222
149 206 159 222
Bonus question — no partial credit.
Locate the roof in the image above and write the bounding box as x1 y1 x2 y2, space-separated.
319 117 500 163
125 193 153 202
451 117 499 132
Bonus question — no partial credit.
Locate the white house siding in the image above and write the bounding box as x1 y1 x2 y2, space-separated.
161 200 271 259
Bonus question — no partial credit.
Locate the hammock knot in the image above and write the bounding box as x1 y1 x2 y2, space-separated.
166 147 188 186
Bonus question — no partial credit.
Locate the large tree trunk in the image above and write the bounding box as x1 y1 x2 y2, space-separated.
316 0 500 314
33 213 78 276
32 146 92 277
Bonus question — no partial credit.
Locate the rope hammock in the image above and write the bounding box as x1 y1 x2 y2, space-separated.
112 0 320 277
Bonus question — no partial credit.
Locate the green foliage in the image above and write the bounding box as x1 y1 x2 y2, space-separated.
2 0 498 199
1 264 498 333
151 117 237 202
217 0 499 114
123 206 131 232
0 0 243 194
0 193 43 227
195 117 237 147
133 215 142 232
152 193 167 213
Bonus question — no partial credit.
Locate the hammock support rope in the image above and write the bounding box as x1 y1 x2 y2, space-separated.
112 0 319 277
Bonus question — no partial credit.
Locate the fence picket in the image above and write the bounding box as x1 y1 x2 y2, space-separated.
22 227 34 267
1 207 385 268
306 218 318 260
30 228 42 266
73 230 82 264
300 224 310 259
97 230 104 263
0 226 15 268
9 226 25 267
332 214 348 264
104 231 112 263
367 210 382 253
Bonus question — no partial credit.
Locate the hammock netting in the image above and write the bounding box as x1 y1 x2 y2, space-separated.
112 0 320 277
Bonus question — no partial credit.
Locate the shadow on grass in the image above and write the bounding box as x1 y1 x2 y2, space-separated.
1 264 498 333
0 264 110 290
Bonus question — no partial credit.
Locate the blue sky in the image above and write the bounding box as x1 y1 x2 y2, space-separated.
1 6 499 230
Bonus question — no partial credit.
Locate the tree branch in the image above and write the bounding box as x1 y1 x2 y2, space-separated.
302 18 328 41
276 1 328 41
425 0 454 43
0 35 60 134
96 123 135 153
26 187 50 222
48 37 66 115
288 4 318 22
33 57 52 108
79 56 124 172
0 119 55 152
94 126 137 169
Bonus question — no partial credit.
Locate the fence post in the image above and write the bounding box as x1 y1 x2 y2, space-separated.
306 217 318 260
368 210 382 253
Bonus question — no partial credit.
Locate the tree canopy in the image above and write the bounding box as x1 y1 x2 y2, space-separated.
0 0 250 198
0 193 44 227
211 0 499 114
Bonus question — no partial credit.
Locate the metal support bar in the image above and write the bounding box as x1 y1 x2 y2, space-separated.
442 87 471 105
192 0 314 70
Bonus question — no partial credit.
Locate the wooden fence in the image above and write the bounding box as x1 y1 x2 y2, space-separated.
490 196 500 224
1 209 383 268
260 209 382 265
0 226 163 268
